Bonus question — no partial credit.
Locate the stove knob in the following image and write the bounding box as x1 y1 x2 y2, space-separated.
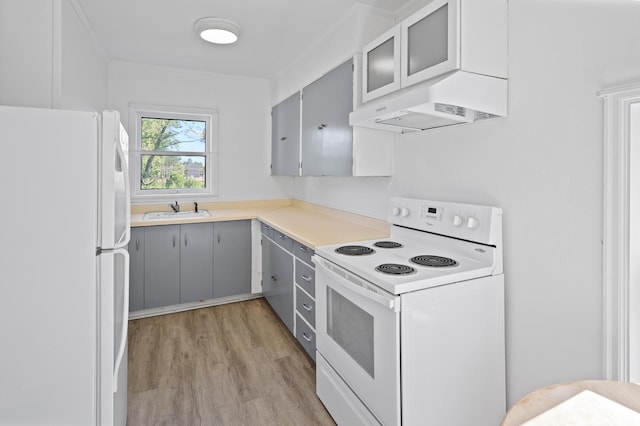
467 217 478 229
392 207 401 216
400 208 410 217
453 215 463 226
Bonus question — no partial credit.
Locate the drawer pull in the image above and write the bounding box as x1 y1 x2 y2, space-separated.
278 233 287 240
302 332 312 342
302 303 312 312
299 246 309 252
301 274 312 282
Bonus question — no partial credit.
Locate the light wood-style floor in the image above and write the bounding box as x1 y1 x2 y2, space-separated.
127 298 336 426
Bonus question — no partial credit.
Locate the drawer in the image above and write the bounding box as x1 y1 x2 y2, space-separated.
273 230 294 253
260 222 274 239
296 285 315 328
294 241 314 265
295 313 316 361
295 259 315 297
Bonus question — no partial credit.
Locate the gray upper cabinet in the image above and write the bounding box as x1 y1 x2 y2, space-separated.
180 223 214 303
128 227 145 312
301 58 354 176
213 220 252 298
270 56 394 178
144 225 181 309
271 91 301 176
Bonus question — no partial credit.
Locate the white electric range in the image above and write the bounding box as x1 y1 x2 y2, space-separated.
313 197 506 426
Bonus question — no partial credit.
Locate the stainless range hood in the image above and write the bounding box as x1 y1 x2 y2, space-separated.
349 71 507 133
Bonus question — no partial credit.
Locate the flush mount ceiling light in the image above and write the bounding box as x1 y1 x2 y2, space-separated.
194 17 242 45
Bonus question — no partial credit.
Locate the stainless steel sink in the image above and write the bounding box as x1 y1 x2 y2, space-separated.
142 209 211 221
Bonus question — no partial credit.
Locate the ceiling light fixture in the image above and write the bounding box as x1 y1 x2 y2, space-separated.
194 17 242 45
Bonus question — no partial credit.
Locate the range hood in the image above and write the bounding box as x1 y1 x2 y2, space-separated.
349 71 507 133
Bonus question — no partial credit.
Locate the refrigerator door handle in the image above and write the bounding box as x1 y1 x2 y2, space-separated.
113 247 129 392
115 137 131 249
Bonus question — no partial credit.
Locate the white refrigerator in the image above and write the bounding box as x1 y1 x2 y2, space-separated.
0 106 130 425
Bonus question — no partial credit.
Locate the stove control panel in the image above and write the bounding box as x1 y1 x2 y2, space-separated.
388 197 502 246
420 205 442 220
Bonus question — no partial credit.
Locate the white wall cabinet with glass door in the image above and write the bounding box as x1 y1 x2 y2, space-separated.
361 0 508 103
270 57 394 177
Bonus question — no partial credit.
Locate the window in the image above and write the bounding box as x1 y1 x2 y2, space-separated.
129 104 217 199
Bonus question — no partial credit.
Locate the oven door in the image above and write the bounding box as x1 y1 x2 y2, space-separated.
313 255 401 426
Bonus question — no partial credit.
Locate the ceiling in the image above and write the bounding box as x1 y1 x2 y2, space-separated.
75 0 410 80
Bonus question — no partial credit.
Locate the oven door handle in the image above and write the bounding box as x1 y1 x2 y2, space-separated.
314 256 400 312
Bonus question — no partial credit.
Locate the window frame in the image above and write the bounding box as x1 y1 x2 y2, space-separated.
128 103 218 201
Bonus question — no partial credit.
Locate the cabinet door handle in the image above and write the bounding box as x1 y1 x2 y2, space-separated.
301 274 312 282
271 275 278 282
302 332 312 342
184 234 188 247
302 303 312 312
217 231 221 244
280 136 287 141
318 123 327 130
135 239 139 250
172 235 176 247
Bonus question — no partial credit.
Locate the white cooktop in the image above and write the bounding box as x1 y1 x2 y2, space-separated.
315 226 499 295
314 197 503 295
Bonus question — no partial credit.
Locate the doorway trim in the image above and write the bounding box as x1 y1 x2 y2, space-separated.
599 82 640 381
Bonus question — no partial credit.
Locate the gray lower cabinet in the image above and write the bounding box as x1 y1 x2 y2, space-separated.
213 220 252 298
294 242 316 361
295 313 316 361
129 220 252 312
261 222 316 361
262 237 294 333
180 223 214 303
144 225 181 309
128 227 145 312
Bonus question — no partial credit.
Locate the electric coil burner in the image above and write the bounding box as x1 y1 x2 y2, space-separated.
374 241 403 249
410 255 458 268
335 245 375 256
375 263 416 275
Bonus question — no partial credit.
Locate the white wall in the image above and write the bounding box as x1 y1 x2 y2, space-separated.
276 0 640 406
0 0 108 111
58 0 109 111
108 61 291 203
630 102 640 383
0 0 56 107
273 4 396 104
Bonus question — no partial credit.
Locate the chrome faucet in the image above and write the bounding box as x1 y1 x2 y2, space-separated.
170 201 180 213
